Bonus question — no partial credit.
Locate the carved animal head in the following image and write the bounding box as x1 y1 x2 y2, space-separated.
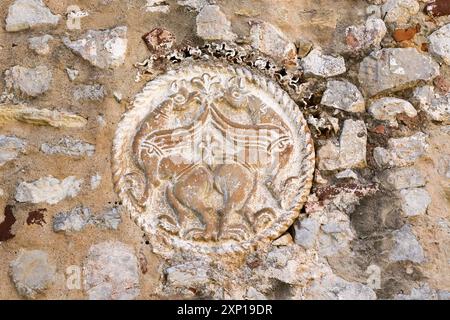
169 80 201 112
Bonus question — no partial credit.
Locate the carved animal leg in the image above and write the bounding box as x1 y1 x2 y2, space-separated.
166 185 188 227
173 167 219 241
214 164 255 239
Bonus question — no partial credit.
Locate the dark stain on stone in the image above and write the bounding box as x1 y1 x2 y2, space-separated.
0 205 16 241
26 208 47 226
314 182 377 202
424 0 450 17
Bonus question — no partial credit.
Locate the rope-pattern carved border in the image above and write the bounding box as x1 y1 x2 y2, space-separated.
112 59 315 255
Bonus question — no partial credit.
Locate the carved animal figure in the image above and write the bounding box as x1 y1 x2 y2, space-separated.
130 82 293 241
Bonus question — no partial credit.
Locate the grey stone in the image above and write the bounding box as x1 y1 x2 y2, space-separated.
369 97 417 127
177 0 209 11
28 34 53 55
40 137 95 157
399 188 431 216
245 287 267 300
373 132 429 168
196 5 237 41
428 24 450 65
412 85 450 124
318 119 367 171
301 48 346 78
165 262 210 288
294 217 320 249
381 0 419 25
358 48 440 97
250 20 297 65
4 65 52 97
53 206 92 233
438 290 450 300
318 210 354 257
379 167 425 190
395 283 439 300
15 176 83 205
335 169 358 180
92 207 122 230
321 80 365 113
10 250 56 299
5 0 60 32
145 0 170 13
65 68 79 81
345 17 386 52
389 224 425 263
63 26 128 69
306 274 376 300
84 241 140 300
73 84 106 101
53 205 121 233
0 135 26 167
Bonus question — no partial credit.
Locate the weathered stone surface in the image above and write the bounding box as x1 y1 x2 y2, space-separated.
395 283 440 300
318 119 367 170
373 132 429 168
358 48 440 97
15 176 83 205
165 261 210 288
389 224 425 263
250 21 297 65
272 233 293 246
63 26 128 69
345 17 387 52
429 24 450 65
90 173 102 190
40 137 95 157
10 250 56 299
399 188 431 216
145 0 170 13
379 167 425 190
413 85 450 123
368 97 417 127
177 0 208 11
305 274 376 300
0 104 87 128
83 241 140 300
92 207 122 230
318 210 354 257
301 49 346 77
65 68 79 81
0 135 26 167
4 65 52 97
73 84 106 101
53 206 91 233
53 205 121 233
294 217 320 249
335 169 358 180
142 28 175 53
381 0 419 25
28 35 53 55
5 0 60 32
321 80 365 113
196 5 237 41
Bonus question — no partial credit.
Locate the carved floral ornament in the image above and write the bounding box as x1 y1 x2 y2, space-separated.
113 60 315 255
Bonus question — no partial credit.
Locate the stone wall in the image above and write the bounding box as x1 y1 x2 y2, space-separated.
0 0 449 300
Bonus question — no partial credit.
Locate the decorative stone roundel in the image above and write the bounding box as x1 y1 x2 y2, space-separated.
112 60 315 254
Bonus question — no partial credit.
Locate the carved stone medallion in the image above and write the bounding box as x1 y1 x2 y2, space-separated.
113 60 314 254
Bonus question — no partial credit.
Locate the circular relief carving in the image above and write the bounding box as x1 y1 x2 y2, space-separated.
113 60 314 254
